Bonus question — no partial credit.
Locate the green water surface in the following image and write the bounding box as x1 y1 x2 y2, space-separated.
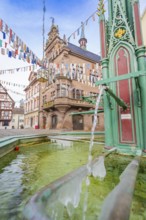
0 138 146 220
0 138 103 220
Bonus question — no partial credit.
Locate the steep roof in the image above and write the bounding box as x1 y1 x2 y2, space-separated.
67 43 101 63
0 83 15 104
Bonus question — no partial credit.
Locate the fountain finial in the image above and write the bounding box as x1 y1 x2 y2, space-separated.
50 17 55 26
97 0 106 17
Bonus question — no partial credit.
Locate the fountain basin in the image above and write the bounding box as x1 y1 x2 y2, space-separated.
0 135 145 220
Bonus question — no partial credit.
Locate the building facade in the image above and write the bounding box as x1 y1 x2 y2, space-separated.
37 22 104 131
141 8 146 46
10 107 24 129
24 72 40 128
0 83 15 129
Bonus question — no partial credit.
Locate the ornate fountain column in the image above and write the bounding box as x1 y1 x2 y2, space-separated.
132 0 146 151
97 0 146 151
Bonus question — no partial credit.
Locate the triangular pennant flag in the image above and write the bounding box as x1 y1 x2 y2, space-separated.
3 32 6 39
0 40 2 47
73 32 75 39
86 19 89 25
5 24 9 34
0 19 3 31
92 14 95 21
77 28 80 35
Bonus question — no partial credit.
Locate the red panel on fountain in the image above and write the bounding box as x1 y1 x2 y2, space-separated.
115 47 136 143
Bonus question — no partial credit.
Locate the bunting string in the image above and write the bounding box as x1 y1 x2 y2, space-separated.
67 0 108 42
6 88 25 96
67 10 97 41
38 62 102 86
0 80 26 88
0 18 41 65
0 64 37 75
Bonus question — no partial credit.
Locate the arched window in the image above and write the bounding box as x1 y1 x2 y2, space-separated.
72 114 84 130
51 115 58 129
72 88 76 99
76 90 80 99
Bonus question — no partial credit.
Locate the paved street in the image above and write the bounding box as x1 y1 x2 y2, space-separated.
0 128 61 139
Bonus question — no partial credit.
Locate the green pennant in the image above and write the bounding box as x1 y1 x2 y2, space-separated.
0 39 2 47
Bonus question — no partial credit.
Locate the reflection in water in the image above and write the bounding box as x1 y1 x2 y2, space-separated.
0 140 100 220
0 154 26 220
50 139 73 149
92 156 106 180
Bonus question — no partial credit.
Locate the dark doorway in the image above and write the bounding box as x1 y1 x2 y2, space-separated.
51 115 57 129
3 120 9 126
43 117 47 129
30 117 33 127
72 115 84 130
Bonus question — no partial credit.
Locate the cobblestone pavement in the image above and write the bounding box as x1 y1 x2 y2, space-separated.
0 128 61 139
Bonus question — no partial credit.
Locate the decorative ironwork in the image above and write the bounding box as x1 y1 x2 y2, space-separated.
97 0 106 17
107 2 135 55
114 28 126 38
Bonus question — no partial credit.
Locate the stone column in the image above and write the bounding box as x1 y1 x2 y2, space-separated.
55 105 70 129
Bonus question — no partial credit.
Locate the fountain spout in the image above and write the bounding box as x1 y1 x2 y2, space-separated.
104 86 128 110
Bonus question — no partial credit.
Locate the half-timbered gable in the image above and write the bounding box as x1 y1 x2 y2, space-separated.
0 83 15 128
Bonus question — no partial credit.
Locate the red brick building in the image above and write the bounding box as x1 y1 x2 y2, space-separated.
24 22 104 131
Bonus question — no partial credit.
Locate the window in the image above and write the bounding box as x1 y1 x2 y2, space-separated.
31 100 33 110
37 85 39 92
57 84 60 97
72 68 77 79
43 95 47 104
34 86 37 94
2 121 9 126
61 84 66 97
51 91 55 100
76 90 80 100
31 88 33 96
4 111 9 117
92 115 99 124
72 89 83 100
34 99 36 109
51 115 57 129
36 99 38 107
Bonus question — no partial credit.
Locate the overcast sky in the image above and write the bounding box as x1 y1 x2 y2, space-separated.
0 0 146 105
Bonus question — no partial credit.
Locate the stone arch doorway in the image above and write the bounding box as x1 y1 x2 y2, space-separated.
51 115 58 129
72 114 84 130
43 116 47 129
